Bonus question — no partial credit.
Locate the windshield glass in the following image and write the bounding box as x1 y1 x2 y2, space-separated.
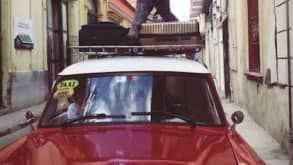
40 73 222 127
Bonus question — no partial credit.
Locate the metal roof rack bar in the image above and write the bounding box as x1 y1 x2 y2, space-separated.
71 44 201 56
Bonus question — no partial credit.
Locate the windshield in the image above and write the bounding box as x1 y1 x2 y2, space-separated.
40 73 222 127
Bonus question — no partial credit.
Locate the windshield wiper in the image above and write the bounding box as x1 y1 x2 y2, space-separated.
61 113 126 127
131 111 196 128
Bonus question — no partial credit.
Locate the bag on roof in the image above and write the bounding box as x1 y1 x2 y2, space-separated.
79 22 129 46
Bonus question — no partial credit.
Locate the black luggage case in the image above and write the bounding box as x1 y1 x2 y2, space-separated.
79 22 129 46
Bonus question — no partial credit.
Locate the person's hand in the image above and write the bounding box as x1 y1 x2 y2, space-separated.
57 100 70 111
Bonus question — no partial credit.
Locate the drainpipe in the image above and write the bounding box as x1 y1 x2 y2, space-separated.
285 0 293 163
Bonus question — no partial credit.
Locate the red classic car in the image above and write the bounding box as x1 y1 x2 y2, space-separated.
0 55 265 165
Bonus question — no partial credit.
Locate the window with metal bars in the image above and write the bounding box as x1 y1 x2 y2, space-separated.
275 0 292 85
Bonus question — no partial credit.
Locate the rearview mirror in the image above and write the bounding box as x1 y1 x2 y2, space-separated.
231 111 244 130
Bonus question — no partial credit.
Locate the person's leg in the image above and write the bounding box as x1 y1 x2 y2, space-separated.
128 0 153 39
153 0 178 22
132 0 153 25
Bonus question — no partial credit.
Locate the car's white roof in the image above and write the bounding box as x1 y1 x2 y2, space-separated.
59 56 210 76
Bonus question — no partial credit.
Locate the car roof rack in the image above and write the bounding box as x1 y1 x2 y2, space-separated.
71 44 202 58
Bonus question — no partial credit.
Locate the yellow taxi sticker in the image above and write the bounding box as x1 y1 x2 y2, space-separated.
57 79 79 90
53 88 74 100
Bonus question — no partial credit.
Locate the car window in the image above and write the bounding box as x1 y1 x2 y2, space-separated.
40 73 222 127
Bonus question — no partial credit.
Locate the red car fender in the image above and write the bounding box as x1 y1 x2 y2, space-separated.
0 136 28 163
227 131 266 165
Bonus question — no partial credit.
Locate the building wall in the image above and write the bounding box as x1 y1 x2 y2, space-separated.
68 0 108 63
1 0 48 110
204 0 226 93
68 0 93 63
228 0 249 106
126 0 136 8
97 0 109 22
230 0 291 149
205 0 292 150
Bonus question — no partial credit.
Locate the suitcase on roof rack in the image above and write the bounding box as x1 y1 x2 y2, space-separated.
139 21 201 45
79 22 129 46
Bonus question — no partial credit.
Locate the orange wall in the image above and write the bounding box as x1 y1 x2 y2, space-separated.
108 0 135 23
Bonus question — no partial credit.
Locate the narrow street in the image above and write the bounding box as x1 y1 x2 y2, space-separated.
0 0 292 164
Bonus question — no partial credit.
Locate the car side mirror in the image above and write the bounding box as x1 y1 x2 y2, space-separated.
231 111 244 130
25 111 36 131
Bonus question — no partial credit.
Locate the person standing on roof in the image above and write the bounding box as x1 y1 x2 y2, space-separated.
128 0 178 39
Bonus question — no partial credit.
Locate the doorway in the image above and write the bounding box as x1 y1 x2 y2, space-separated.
47 0 68 88
223 19 231 98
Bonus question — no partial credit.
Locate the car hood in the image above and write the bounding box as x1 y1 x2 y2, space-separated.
0 124 237 165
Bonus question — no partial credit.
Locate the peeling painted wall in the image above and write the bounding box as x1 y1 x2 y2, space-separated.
1 0 48 109
205 0 292 152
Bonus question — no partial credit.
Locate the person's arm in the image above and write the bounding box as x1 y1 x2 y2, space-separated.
67 103 81 120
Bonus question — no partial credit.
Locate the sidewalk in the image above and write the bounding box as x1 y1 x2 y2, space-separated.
0 102 45 148
222 99 290 165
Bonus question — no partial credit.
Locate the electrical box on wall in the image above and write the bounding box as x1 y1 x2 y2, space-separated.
14 34 33 49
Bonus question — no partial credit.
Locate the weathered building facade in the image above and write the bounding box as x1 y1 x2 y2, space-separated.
203 0 293 154
190 0 213 80
1 0 48 110
0 0 134 112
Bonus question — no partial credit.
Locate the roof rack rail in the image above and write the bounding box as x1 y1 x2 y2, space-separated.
71 44 201 57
